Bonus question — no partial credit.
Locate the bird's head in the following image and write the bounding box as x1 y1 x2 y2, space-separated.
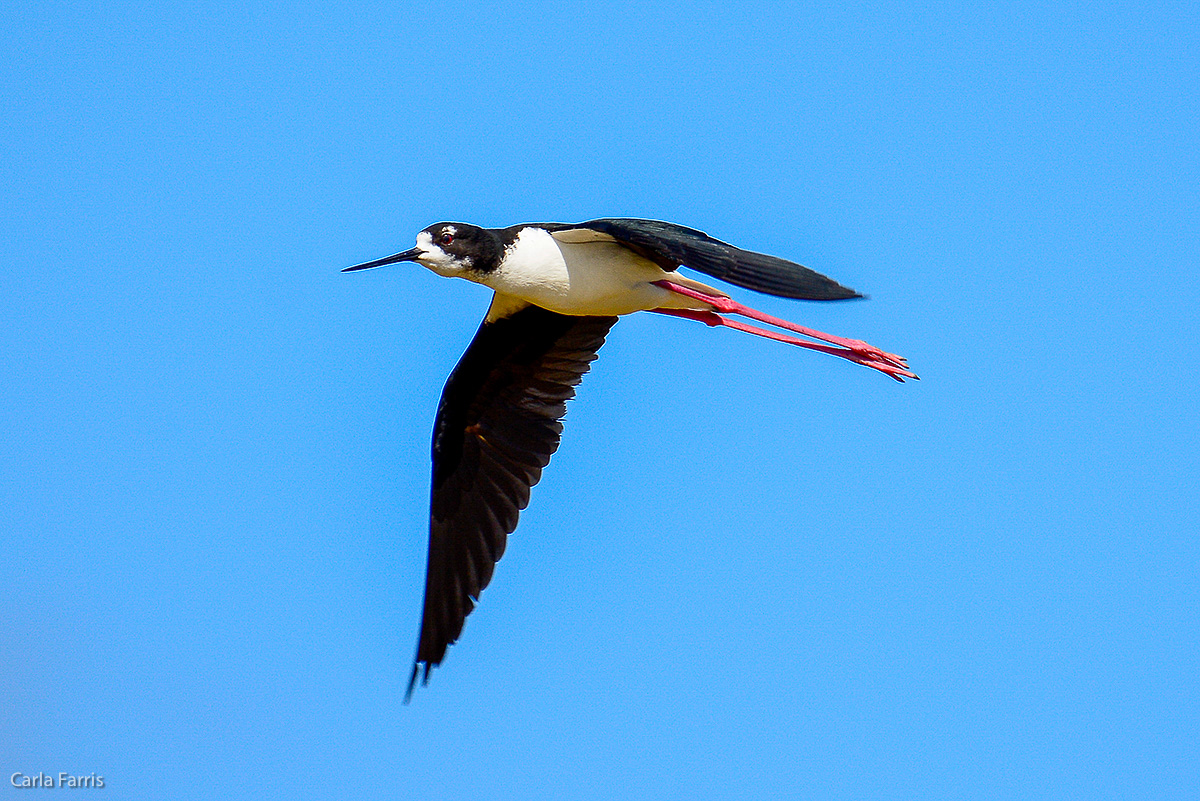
342 222 502 278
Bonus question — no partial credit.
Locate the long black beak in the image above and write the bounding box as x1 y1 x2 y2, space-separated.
341 247 423 272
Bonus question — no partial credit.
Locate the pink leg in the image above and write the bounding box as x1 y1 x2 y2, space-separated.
652 281 917 382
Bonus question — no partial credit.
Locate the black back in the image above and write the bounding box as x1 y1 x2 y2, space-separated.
541 218 862 301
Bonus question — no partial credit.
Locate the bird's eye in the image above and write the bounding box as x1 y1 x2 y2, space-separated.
439 231 454 246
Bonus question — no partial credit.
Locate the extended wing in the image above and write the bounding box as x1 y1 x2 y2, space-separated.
550 218 861 301
409 298 617 699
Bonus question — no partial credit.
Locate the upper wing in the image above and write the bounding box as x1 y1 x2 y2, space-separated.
408 299 618 699
550 218 861 301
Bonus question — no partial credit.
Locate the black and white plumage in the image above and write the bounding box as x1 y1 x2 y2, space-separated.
343 218 914 699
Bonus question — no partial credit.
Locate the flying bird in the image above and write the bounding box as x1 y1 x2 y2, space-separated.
343 218 914 699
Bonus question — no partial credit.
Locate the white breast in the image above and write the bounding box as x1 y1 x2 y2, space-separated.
481 227 711 316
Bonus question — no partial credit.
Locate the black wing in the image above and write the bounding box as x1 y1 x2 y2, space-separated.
408 302 618 699
555 218 861 301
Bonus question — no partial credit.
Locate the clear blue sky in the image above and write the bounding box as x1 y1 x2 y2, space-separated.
3 1 1197 798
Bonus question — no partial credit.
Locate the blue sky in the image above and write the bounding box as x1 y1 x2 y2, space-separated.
3 1 1197 798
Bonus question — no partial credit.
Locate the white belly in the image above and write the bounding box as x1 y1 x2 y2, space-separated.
480 227 710 316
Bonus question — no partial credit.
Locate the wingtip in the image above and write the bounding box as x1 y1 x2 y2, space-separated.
404 660 434 704
404 662 421 704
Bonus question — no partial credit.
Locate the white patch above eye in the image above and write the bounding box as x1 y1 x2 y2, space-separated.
413 229 469 277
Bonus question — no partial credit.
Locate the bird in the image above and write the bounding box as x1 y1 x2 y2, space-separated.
343 217 915 699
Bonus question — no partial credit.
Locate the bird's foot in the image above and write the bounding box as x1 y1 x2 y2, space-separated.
652 280 917 382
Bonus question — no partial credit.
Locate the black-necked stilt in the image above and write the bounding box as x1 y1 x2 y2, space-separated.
343 218 915 699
